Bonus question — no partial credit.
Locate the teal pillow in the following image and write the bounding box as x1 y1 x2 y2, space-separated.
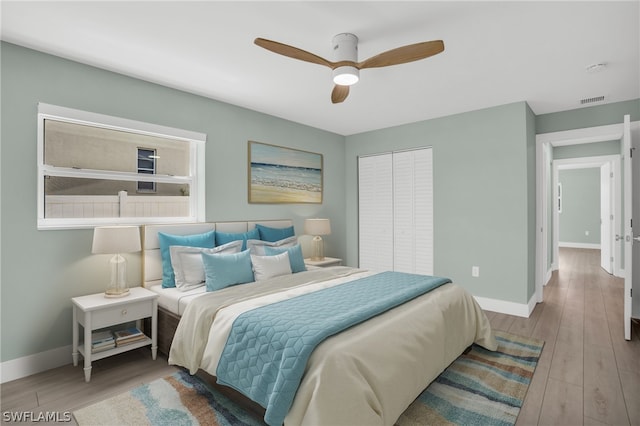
202 249 255 291
264 244 307 273
215 228 259 251
255 224 295 242
158 230 215 288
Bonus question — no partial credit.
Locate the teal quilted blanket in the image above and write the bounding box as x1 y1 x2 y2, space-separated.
215 271 451 426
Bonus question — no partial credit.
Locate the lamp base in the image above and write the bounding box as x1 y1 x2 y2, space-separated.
104 288 130 298
311 235 325 261
105 254 129 298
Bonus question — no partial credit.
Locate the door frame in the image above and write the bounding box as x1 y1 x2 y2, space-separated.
536 123 626 303
551 155 621 276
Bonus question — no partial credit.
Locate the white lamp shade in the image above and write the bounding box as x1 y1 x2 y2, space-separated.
92 226 141 254
304 219 331 236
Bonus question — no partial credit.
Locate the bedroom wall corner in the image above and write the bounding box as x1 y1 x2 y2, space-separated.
526 102 537 304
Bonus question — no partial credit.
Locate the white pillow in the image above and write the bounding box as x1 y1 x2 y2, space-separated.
247 236 298 255
170 240 242 291
251 251 292 281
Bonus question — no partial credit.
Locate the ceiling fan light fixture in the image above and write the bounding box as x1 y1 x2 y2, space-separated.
333 66 359 85
255 32 444 103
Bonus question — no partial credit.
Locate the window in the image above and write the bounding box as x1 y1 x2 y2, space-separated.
137 148 157 193
37 103 206 229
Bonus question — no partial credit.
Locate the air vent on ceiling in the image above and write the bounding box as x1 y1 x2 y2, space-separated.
580 95 605 105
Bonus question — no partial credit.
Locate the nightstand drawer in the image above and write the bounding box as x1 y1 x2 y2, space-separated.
90 300 152 329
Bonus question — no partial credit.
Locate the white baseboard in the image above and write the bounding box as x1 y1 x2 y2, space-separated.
1 345 72 384
474 294 536 318
558 242 600 249
545 268 553 285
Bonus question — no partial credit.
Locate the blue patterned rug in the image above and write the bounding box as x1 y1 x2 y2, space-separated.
74 331 543 426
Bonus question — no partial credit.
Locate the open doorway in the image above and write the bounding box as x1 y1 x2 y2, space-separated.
552 155 621 277
536 123 627 304
537 119 639 341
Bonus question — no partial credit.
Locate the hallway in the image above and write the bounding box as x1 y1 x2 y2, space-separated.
487 247 639 425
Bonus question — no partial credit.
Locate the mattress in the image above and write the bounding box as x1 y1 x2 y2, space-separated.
169 266 496 425
148 284 206 316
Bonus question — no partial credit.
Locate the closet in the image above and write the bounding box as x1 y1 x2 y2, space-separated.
358 147 433 275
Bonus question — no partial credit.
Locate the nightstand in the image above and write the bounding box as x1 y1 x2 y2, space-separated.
71 286 158 382
304 257 342 268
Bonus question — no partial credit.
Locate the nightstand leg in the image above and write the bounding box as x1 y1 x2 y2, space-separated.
151 299 158 360
72 306 78 366
83 312 92 382
83 366 92 382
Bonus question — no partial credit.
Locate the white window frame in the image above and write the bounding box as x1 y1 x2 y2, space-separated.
37 103 206 230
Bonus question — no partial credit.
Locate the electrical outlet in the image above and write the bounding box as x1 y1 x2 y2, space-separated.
585 230 590 236
472 266 480 277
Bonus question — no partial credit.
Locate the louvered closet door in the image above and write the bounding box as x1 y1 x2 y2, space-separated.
393 148 433 275
358 148 433 274
358 154 394 271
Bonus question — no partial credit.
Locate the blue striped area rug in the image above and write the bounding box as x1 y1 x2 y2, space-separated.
73 331 543 426
397 330 544 426
73 370 264 426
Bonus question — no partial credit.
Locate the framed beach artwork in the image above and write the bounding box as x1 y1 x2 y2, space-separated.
248 141 323 204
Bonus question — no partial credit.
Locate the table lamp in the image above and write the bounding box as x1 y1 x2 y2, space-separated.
304 218 331 261
92 226 141 297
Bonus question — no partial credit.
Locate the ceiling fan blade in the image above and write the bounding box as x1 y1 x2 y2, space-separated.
331 85 349 104
358 40 444 69
254 38 334 68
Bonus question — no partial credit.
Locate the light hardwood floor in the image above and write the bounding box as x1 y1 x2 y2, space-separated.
1 248 638 425
507 247 639 426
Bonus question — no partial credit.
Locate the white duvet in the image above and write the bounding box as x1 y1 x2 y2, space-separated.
169 267 497 425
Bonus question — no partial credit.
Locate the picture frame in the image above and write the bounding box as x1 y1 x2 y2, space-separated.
248 141 323 204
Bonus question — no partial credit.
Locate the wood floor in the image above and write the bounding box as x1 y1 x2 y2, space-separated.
1 248 638 425
505 247 640 426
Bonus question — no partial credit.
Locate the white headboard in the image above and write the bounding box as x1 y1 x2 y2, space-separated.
141 219 294 288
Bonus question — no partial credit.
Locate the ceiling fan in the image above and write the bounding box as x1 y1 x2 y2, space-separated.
254 33 445 104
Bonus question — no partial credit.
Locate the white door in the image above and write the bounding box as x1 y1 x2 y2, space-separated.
392 148 433 275
600 162 613 274
358 148 434 274
358 154 394 272
623 115 633 340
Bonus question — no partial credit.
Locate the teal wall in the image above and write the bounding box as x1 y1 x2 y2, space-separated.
536 99 640 134
526 104 537 302
345 102 534 305
0 42 346 363
558 168 601 245
553 140 621 160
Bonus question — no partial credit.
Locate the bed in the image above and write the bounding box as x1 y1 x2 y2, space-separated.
142 220 497 426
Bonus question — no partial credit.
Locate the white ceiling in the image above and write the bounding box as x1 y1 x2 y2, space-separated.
2 1 639 135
